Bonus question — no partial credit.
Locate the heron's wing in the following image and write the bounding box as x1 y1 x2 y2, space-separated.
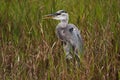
55 24 76 42
55 23 83 53
67 24 83 52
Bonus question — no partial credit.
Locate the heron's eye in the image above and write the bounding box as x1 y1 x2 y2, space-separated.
56 13 61 15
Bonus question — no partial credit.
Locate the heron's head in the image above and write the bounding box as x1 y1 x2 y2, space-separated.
44 10 69 21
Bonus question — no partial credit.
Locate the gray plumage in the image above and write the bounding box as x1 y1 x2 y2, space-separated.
56 23 83 58
44 10 83 64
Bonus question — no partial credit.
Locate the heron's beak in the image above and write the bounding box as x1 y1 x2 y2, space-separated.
43 14 56 19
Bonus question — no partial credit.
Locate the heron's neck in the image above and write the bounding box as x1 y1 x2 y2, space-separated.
60 19 68 27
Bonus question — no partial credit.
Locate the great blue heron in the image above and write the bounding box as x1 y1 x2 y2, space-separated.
44 10 83 65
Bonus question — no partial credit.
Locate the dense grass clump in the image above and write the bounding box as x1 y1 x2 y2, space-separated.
0 0 120 80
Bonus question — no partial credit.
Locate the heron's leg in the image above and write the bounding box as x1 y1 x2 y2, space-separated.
63 42 72 70
75 53 80 67
73 46 80 66
75 52 80 66
63 42 72 59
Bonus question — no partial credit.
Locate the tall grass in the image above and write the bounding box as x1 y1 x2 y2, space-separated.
0 0 120 80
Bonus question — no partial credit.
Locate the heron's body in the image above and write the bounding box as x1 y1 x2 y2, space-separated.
56 23 83 58
44 10 83 64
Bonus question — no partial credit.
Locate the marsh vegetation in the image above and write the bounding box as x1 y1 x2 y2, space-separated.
0 0 120 80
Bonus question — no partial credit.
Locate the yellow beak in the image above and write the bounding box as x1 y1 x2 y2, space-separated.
43 14 55 19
